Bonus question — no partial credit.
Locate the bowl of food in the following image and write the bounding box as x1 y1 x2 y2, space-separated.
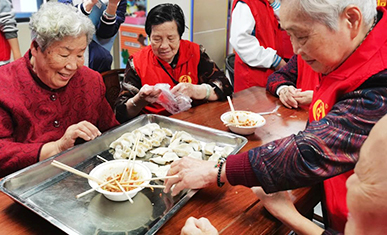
221 111 266 135
88 160 152 202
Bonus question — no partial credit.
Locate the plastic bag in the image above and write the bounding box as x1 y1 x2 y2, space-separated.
155 83 192 114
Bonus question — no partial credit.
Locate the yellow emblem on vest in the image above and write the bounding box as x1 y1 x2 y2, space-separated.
312 99 327 121
179 75 192 83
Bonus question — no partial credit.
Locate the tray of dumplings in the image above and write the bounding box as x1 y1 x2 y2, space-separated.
0 114 247 235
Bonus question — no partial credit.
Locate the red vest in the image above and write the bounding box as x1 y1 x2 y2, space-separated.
0 32 11 61
296 55 319 91
232 0 293 91
307 7 387 232
132 40 200 114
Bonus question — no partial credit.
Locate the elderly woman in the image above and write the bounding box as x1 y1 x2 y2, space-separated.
0 2 119 178
164 0 387 232
115 3 233 123
182 115 387 235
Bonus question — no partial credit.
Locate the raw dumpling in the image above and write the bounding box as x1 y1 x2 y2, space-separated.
150 156 168 165
163 152 180 162
203 142 216 155
172 143 194 157
150 147 172 155
188 151 203 160
208 152 221 162
162 128 173 137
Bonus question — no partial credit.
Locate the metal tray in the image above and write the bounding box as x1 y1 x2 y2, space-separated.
0 114 247 235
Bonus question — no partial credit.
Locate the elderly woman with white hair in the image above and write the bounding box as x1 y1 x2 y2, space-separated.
0 2 119 177
164 0 387 233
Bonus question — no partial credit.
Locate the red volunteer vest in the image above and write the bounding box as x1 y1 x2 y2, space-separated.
0 32 11 61
132 40 200 114
296 54 319 91
307 8 387 232
232 0 293 91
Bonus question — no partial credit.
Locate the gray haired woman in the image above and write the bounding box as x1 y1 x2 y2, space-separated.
0 2 119 178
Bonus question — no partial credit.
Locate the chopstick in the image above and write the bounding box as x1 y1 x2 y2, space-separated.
118 184 166 189
123 175 179 184
75 175 171 199
227 96 240 125
51 160 103 184
51 160 120 191
76 175 120 199
96 155 108 162
114 179 134 203
121 135 140 183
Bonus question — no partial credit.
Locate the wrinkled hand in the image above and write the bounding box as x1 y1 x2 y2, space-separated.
171 83 197 99
181 217 219 235
164 157 217 196
83 0 99 12
278 86 301 109
137 84 162 104
251 187 296 219
293 90 313 106
56 121 101 152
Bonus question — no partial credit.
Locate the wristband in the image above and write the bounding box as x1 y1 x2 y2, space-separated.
103 10 116 19
215 157 226 187
204 84 211 101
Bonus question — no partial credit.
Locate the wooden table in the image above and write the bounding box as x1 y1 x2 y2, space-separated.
0 86 321 235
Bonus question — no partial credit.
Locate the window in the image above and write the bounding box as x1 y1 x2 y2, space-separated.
12 0 44 22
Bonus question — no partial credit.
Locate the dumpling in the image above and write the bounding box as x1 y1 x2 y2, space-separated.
153 165 171 179
162 127 173 137
150 156 168 165
163 152 180 162
178 131 195 143
208 152 221 162
168 137 181 150
152 128 166 140
150 147 172 155
141 161 159 173
188 151 203 160
203 142 216 155
172 143 194 157
189 139 202 151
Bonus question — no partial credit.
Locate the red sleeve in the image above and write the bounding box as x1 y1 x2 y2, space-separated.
0 108 43 177
226 151 260 187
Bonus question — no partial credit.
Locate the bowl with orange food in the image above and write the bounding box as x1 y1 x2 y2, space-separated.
221 111 266 135
88 160 152 202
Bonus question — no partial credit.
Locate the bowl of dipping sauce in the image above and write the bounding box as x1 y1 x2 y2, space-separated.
221 111 266 135
88 160 152 202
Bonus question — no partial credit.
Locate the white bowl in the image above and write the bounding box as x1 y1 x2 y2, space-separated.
88 160 152 202
221 111 266 135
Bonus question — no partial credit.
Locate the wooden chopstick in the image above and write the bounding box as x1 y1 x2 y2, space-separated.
123 175 179 184
118 184 166 188
227 96 240 125
51 160 119 190
76 175 120 199
51 160 103 184
114 179 134 203
127 135 140 182
76 176 168 199
121 135 140 182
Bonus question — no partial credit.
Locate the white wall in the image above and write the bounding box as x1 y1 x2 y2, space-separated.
15 22 31 59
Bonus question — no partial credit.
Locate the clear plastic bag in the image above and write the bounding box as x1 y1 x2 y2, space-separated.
155 83 192 114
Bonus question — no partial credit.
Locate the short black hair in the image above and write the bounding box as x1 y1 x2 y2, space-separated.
145 3 186 38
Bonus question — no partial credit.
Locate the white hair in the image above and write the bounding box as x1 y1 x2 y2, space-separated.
282 0 377 31
29 2 95 51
